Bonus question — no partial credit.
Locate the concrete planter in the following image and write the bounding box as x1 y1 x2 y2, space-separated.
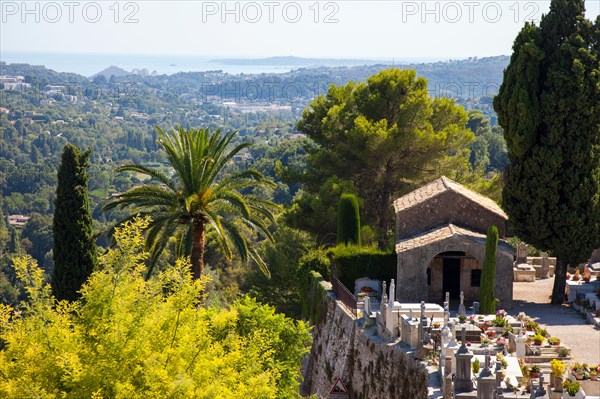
562 389 585 399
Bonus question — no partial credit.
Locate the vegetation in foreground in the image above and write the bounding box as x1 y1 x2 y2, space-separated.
0 218 310 399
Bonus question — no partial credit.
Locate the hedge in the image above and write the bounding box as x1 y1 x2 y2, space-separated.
330 245 396 294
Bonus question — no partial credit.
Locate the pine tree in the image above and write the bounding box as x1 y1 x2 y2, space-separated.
494 0 600 303
52 144 97 301
479 225 498 314
337 193 361 246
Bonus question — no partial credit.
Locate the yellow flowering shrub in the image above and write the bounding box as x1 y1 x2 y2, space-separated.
0 218 311 399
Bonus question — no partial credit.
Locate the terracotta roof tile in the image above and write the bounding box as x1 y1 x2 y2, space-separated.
393 176 507 219
395 223 486 253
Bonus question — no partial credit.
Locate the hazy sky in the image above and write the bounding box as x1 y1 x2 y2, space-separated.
1 0 599 60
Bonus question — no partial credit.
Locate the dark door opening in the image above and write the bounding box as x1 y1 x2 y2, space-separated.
442 257 461 301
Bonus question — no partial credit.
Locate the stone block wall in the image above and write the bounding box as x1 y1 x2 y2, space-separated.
301 288 429 399
396 191 506 240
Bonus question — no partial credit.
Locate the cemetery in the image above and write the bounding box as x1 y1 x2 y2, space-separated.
318 177 600 399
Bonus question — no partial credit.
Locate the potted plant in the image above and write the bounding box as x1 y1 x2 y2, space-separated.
548 337 561 346
582 268 591 282
497 353 508 368
496 338 507 351
572 270 581 281
487 330 497 338
493 315 509 332
563 380 582 398
551 359 567 392
533 333 545 345
572 363 584 380
590 370 598 381
526 320 538 331
472 358 481 374
531 365 541 378
433 321 441 328
558 347 571 358
458 315 467 323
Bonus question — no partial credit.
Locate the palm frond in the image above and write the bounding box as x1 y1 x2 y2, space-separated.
248 247 271 279
103 185 178 212
212 191 251 219
115 163 177 192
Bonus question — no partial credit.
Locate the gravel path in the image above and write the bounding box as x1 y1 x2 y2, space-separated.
511 277 600 366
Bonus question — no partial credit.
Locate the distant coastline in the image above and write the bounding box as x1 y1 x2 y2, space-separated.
0 51 453 77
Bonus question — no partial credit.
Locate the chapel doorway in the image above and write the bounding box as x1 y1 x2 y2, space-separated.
442 257 461 301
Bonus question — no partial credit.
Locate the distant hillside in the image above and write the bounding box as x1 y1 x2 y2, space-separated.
210 56 387 67
91 65 132 79
0 61 88 84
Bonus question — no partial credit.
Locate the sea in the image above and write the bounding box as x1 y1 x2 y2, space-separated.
0 51 400 77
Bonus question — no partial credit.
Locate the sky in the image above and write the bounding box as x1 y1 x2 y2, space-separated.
1 0 599 61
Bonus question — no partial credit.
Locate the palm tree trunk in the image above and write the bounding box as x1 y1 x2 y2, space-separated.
191 222 205 279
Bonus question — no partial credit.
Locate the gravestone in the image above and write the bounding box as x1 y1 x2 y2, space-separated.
496 359 505 399
458 291 466 317
363 296 371 321
515 327 527 359
536 373 546 396
517 243 528 264
473 301 480 315
420 302 428 343
379 293 387 321
477 350 495 399
443 373 453 399
541 253 550 279
443 320 458 376
454 327 474 392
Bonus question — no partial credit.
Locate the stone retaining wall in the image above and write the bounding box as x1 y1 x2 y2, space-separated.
301 287 429 398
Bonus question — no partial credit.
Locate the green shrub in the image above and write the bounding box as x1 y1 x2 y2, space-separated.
298 248 331 281
337 193 361 246
0 218 311 398
329 245 395 293
566 381 581 396
301 270 329 324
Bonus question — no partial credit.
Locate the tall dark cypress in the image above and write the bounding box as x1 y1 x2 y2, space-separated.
494 0 600 304
337 193 361 246
52 144 97 301
479 225 498 314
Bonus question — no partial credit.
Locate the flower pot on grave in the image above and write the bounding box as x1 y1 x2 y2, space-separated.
576 371 584 380
554 377 564 392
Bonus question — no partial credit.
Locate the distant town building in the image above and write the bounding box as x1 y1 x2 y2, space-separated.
7 214 30 228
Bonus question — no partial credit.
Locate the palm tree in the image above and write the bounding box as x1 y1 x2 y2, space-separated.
103 126 278 279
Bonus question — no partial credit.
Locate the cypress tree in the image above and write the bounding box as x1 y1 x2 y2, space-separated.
52 144 97 301
337 193 361 246
479 225 498 314
494 0 600 303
